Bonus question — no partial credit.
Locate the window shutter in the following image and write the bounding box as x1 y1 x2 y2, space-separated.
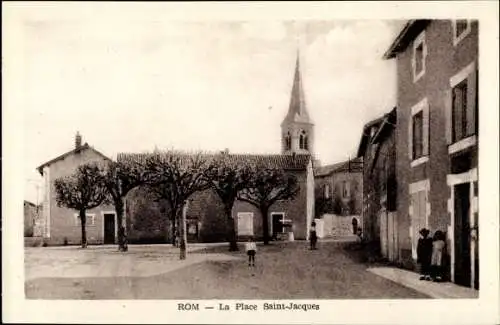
422 104 430 156
444 89 453 144
467 68 478 136
408 116 413 159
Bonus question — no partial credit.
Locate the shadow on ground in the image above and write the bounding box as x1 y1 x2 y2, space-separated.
25 241 430 299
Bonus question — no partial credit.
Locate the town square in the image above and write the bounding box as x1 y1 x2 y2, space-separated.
3 2 499 325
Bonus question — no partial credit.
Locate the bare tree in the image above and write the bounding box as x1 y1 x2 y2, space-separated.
54 163 108 248
102 160 146 252
145 151 214 259
238 166 299 245
207 155 253 251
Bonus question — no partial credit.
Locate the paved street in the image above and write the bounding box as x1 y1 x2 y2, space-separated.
25 241 429 299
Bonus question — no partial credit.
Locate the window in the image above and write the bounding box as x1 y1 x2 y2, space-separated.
342 181 350 198
299 130 308 150
285 132 291 151
412 111 424 159
452 79 468 142
412 31 427 82
447 61 478 153
74 213 95 226
237 212 253 236
324 184 330 199
409 98 429 166
452 20 471 46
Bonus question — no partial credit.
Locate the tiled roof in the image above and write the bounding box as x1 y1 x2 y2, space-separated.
314 157 363 177
117 151 311 171
36 143 111 175
356 114 387 158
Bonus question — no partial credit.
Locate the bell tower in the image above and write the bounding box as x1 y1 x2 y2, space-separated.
281 52 314 156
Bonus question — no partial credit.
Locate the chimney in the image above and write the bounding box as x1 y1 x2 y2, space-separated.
75 131 82 150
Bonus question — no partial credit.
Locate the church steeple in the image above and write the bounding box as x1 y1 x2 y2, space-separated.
281 51 314 155
281 52 311 125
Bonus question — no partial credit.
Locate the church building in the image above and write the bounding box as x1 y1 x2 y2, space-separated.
33 52 317 246
123 54 316 244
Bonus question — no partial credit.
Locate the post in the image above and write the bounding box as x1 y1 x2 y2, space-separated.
179 200 189 260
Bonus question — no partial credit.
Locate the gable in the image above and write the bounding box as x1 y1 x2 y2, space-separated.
37 144 111 175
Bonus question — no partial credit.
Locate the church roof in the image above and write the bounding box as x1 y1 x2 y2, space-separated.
117 152 312 171
281 54 313 126
314 157 363 177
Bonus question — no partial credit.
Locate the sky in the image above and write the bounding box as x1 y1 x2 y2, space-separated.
18 12 404 203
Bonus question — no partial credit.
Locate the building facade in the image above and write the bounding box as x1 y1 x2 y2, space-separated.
123 53 316 243
357 108 398 261
384 20 478 288
36 133 117 245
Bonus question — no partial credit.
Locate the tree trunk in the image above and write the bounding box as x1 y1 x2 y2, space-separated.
261 206 270 245
225 205 238 251
179 202 188 260
170 219 177 246
79 210 87 248
116 199 128 252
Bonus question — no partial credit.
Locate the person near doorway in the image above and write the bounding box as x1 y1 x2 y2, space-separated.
309 221 318 250
431 230 446 282
245 237 257 267
352 217 358 235
417 228 433 280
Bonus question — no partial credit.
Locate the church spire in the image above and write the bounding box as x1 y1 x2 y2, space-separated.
281 51 312 126
280 49 314 156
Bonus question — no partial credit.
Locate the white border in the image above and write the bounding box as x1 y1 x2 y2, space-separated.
3 3 499 325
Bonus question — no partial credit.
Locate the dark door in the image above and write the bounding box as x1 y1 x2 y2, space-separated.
104 213 116 244
272 214 283 239
454 183 471 287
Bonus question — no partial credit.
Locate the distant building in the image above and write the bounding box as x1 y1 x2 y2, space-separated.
24 200 38 237
313 158 362 239
314 157 363 217
357 108 397 260
384 20 478 289
36 132 117 245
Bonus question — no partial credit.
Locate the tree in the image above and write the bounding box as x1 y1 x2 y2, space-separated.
54 163 108 248
145 151 214 259
238 166 299 245
206 155 253 251
102 160 146 252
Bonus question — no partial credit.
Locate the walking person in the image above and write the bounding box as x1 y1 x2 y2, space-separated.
431 230 446 282
309 221 318 250
352 217 358 235
417 228 433 280
245 237 257 267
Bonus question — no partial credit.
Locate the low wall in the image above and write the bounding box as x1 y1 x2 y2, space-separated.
315 214 362 238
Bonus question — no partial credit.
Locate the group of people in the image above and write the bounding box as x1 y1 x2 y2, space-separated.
417 228 446 282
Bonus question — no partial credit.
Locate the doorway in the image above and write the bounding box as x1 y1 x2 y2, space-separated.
271 213 284 240
454 183 471 287
104 213 116 244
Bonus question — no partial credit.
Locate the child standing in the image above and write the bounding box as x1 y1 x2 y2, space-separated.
417 228 433 280
431 230 446 282
245 237 257 267
309 221 318 250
